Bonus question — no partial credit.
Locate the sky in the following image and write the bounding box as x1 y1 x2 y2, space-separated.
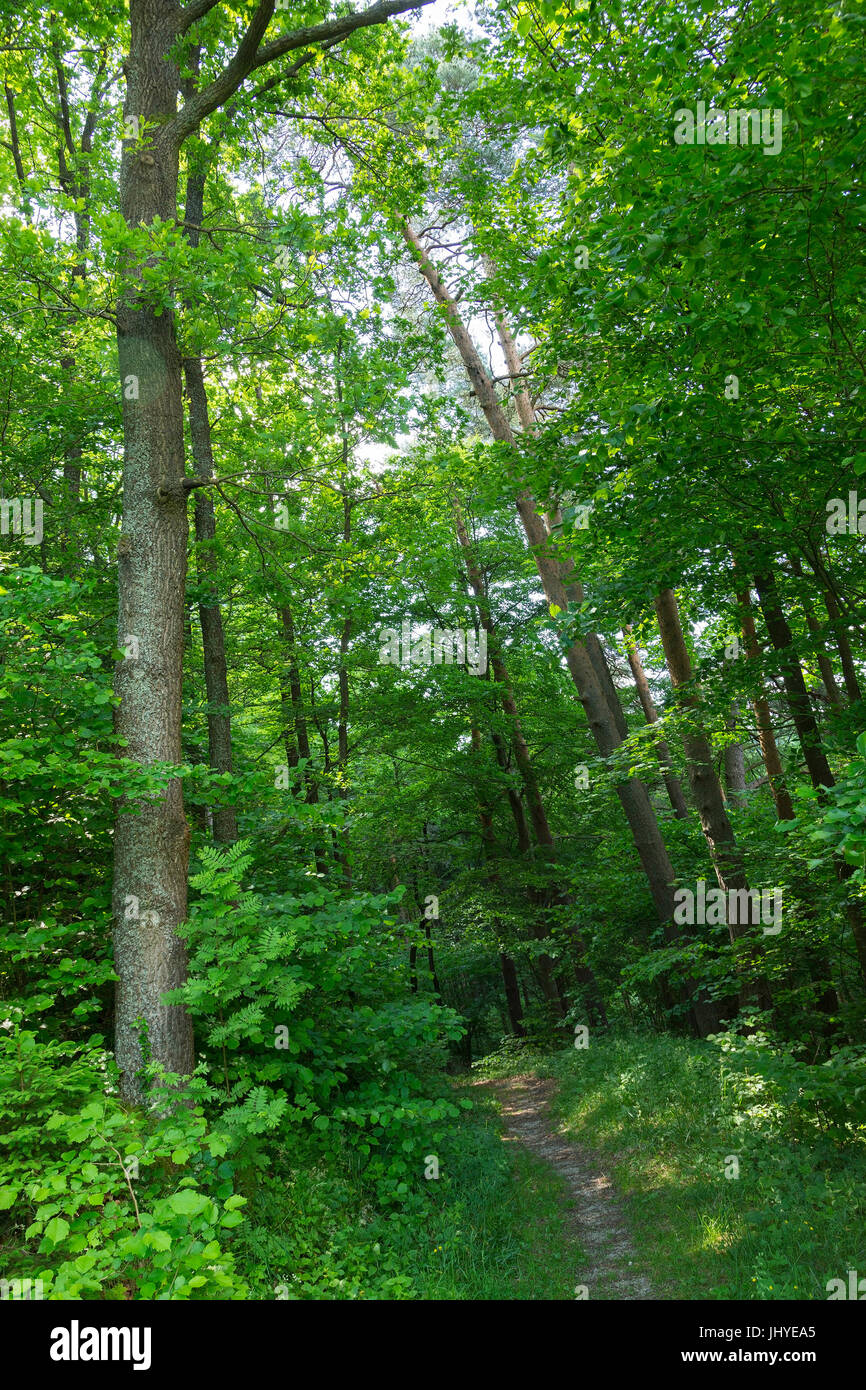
412 0 479 36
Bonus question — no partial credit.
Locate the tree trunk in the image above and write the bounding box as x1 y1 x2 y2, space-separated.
457 510 607 1018
401 224 696 981
653 592 750 902
409 944 418 994
723 706 748 809
623 625 690 818
472 723 562 1018
488 295 629 739
822 586 863 704
455 501 555 852
279 604 315 797
471 736 527 1036
491 729 533 854
182 357 237 844
424 918 442 1000
752 570 866 984
110 0 427 1104
788 557 843 709
653 588 772 1010
112 4 194 1100
336 487 352 879
753 566 835 794
181 168 236 844
499 952 526 1036
736 585 795 821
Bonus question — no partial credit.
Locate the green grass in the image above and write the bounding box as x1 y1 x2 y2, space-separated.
236 1029 866 1300
485 1032 866 1301
237 1081 583 1300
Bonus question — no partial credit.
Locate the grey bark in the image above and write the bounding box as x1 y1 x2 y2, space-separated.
723 706 748 808
112 0 426 1101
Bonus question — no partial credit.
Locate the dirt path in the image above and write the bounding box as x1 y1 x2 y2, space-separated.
474 1072 654 1300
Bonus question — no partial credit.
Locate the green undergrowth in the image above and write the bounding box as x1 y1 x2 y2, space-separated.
240 1081 581 1300
0 1031 579 1300
476 1031 866 1301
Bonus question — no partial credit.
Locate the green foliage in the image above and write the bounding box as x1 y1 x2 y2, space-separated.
516 1032 866 1300
0 1028 247 1299
3 0 866 1307
714 1027 866 1143
168 841 466 1203
807 731 866 884
237 1086 581 1301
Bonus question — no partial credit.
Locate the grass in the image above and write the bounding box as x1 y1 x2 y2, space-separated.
482 1032 866 1301
236 1028 866 1300
237 1079 583 1300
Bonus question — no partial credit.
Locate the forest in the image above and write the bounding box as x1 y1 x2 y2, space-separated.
1 0 866 1328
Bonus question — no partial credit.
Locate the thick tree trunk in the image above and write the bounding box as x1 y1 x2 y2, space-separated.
623 625 690 818
109 0 427 1104
112 3 194 1100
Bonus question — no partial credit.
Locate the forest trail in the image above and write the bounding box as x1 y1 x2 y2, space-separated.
474 1073 654 1301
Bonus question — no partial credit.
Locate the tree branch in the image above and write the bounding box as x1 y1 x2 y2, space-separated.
167 0 276 148
4 86 25 189
166 0 431 149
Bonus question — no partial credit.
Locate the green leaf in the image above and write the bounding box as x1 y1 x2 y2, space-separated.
43 1217 71 1245
146 1230 173 1251
168 1189 210 1217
